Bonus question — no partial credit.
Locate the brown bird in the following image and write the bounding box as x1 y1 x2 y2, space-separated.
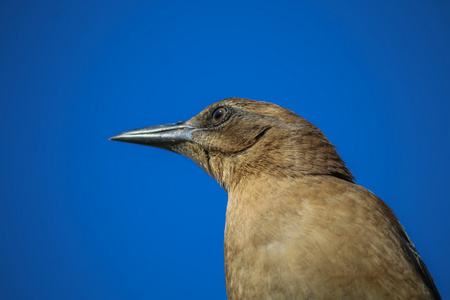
110 97 440 299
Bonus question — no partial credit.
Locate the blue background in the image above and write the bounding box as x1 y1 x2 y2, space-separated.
1 1 449 299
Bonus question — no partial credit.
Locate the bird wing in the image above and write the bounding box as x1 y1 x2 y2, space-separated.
398 224 441 300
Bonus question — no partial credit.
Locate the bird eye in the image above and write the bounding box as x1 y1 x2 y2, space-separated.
212 107 227 124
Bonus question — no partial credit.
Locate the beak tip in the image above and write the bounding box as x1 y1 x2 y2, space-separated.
109 134 123 142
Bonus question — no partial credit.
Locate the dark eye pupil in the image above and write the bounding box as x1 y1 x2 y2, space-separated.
213 108 225 122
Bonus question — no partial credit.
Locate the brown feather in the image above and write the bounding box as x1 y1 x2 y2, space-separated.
112 97 440 299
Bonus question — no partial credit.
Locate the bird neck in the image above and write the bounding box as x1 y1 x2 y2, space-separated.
207 127 354 192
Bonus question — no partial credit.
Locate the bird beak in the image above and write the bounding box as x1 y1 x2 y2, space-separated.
109 122 198 152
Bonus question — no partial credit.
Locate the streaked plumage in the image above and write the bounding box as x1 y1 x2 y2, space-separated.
111 97 440 299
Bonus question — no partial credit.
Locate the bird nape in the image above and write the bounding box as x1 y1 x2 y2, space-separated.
110 97 441 300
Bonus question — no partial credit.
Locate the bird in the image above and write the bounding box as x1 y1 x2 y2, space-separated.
110 97 441 299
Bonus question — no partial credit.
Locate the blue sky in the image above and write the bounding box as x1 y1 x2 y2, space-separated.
1 0 449 299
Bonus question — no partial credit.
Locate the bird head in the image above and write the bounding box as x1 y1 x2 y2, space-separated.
110 98 353 191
